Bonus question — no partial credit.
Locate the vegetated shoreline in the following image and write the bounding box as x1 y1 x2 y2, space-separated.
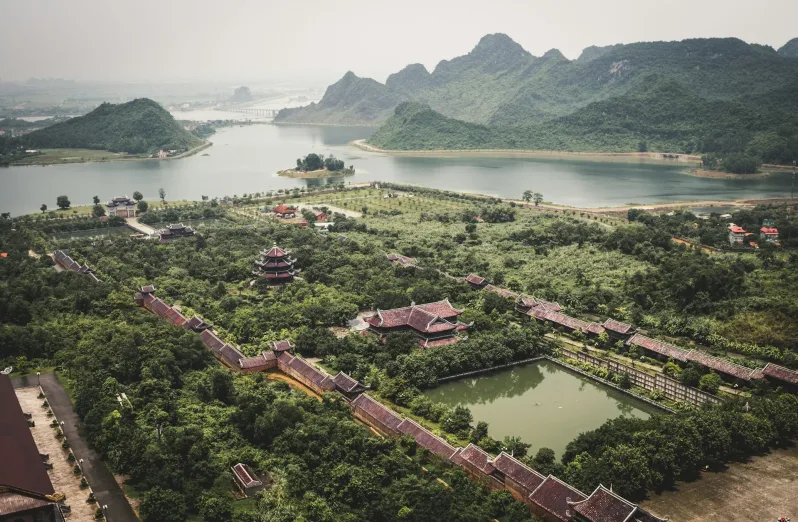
277 167 354 179
352 139 701 162
687 168 775 180
9 140 211 166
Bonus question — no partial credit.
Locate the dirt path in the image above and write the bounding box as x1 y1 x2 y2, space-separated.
13 374 139 522
640 445 798 521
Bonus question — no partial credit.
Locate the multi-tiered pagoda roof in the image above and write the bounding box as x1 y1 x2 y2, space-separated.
253 244 297 282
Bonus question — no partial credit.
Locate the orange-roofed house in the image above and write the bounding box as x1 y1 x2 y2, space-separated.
760 226 779 242
728 225 746 245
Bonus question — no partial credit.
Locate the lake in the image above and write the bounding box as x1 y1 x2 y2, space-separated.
2 124 795 216
424 360 661 457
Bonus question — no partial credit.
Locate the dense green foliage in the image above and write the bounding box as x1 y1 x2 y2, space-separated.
294 153 348 172
369 75 798 164
559 393 798 500
3 186 798 517
18 98 202 154
0 214 538 522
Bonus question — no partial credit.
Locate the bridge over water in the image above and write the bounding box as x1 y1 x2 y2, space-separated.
223 107 280 117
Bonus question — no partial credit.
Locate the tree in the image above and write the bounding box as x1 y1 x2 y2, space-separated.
92 195 100 205
533 192 543 206
522 190 532 202
527 447 563 476
140 487 186 522
56 195 71 210
698 372 722 394
137 200 148 213
40 204 47 213
133 191 143 202
198 495 232 522
502 435 530 458
158 188 166 203
441 405 473 434
92 205 106 218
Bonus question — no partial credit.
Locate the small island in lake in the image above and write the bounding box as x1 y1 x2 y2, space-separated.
278 152 355 178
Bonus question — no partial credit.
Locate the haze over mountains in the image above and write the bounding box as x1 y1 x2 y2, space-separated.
277 34 798 162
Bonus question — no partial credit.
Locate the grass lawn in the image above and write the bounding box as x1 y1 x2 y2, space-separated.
11 148 149 165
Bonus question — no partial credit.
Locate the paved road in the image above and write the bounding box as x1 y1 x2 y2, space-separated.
13 373 139 522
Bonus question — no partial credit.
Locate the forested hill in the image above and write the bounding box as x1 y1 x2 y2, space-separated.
276 35 798 127
21 98 202 154
368 76 798 165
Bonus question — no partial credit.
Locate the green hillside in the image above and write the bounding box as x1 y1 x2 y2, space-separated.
369 77 798 164
779 37 798 57
277 35 798 130
22 98 203 154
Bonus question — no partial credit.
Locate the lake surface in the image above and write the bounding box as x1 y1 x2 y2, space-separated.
2 124 795 216
424 360 660 457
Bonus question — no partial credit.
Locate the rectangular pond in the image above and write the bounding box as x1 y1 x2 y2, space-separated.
424 360 662 457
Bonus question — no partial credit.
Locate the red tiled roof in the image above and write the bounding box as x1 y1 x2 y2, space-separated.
239 351 277 370
466 273 486 285
626 334 689 362
397 419 458 459
0 375 55 496
261 245 289 258
761 363 798 385
369 300 463 331
200 330 226 352
569 485 666 522
493 452 546 493
185 316 212 331
518 295 562 312
148 298 172 318
542 311 596 333
165 307 187 327
232 463 262 488
586 323 606 335
684 350 757 381
286 355 335 390
351 394 403 433
140 284 156 294
760 227 778 235
528 475 586 521
218 344 244 366
273 205 295 215
484 284 520 300
271 340 294 352
419 337 461 348
602 318 633 335
386 253 416 266
453 443 496 474
332 372 363 393
729 225 746 233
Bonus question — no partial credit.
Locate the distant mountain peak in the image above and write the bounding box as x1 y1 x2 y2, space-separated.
779 37 798 57
541 48 566 60
385 64 431 92
471 33 531 58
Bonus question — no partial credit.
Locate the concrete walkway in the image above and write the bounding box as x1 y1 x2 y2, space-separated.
125 217 156 236
13 373 139 522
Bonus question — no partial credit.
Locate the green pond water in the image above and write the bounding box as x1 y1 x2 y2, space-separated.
424 360 662 457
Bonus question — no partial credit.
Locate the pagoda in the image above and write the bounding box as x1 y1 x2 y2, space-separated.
253 243 297 283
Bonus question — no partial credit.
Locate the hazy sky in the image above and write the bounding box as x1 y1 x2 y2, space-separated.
2 0 796 85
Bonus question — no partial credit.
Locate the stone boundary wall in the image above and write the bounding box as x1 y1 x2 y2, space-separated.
559 347 722 407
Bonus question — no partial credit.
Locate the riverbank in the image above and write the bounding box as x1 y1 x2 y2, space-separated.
277 167 354 179
352 139 701 163
688 168 774 179
9 140 211 166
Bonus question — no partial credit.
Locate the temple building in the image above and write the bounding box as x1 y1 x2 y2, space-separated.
386 253 417 267
106 196 137 217
516 295 562 315
253 244 298 283
0 375 65 522
365 299 470 347
465 273 488 289
231 463 263 497
158 223 195 243
567 485 667 522
601 318 635 341
273 204 297 219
